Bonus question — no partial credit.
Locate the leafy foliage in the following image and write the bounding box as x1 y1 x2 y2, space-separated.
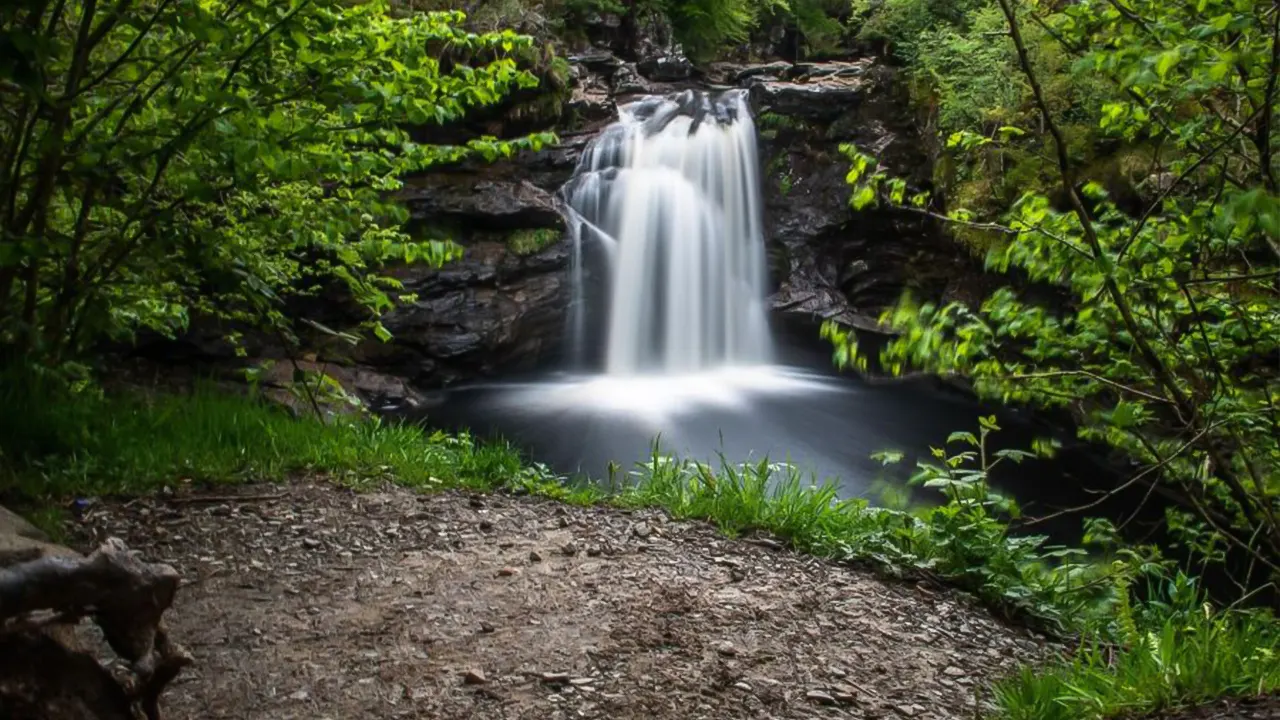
661 0 761 59
828 0 1280 599
994 575 1280 719
852 0 1114 245
0 0 555 362
850 0 985 63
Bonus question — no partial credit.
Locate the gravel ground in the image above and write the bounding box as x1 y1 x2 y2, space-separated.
70 481 1059 719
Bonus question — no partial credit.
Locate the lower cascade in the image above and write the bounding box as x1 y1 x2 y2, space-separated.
564 89 773 375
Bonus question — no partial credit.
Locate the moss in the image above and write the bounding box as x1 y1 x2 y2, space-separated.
508 228 561 255
756 112 807 133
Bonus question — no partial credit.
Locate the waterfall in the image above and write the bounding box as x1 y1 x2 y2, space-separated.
564 89 772 376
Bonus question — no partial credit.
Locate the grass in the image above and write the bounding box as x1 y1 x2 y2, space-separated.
3 368 1278 719
0 366 1109 631
0 368 540 514
993 584 1280 719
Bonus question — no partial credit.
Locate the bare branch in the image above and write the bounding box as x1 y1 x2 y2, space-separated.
1006 370 1174 405
1020 422 1217 528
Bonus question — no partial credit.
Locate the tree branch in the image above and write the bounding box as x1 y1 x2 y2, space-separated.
1006 370 1174 405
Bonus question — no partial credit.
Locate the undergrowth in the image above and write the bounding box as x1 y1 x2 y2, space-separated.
994 575 1280 719
3 369 1278 718
0 366 538 510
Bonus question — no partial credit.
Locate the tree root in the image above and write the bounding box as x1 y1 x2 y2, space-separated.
0 538 192 720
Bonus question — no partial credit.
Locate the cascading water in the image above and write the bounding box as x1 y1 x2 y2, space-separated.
418 89 1045 503
564 89 772 375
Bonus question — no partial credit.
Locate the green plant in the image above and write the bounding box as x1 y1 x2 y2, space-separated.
507 228 563 255
617 418 1150 633
993 575 1280 719
826 0 1280 591
789 0 846 56
851 0 983 63
0 364 542 503
662 0 762 60
0 1 555 363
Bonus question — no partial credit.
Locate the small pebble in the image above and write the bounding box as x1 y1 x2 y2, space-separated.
806 690 836 706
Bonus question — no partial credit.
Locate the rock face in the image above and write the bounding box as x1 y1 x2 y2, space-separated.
731 60 987 330
346 142 588 390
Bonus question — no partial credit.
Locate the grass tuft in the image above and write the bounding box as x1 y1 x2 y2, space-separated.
507 228 561 255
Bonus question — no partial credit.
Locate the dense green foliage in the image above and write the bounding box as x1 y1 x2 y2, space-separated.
830 0 1280 593
828 0 1280 714
0 0 553 362
431 0 854 61
849 0 1116 237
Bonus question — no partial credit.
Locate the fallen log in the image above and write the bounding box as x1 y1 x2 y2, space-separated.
0 507 191 720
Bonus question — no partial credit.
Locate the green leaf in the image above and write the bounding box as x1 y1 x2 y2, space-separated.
1155 49 1181 79
852 185 878 210
871 450 905 466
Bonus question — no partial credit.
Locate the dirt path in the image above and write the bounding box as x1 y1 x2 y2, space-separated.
71 481 1052 719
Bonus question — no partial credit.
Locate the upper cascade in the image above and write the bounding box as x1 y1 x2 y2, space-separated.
564 89 773 376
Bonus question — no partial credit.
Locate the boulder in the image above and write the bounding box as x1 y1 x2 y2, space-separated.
628 9 693 82
0 506 68 565
747 74 871 122
638 53 693 82
612 63 653 96
368 242 570 387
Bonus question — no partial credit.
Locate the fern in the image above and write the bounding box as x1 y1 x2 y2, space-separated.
663 0 760 59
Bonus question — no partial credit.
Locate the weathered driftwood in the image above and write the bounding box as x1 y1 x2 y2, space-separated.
0 520 191 720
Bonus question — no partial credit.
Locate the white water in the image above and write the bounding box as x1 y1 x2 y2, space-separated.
565 89 772 375
455 89 842 472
